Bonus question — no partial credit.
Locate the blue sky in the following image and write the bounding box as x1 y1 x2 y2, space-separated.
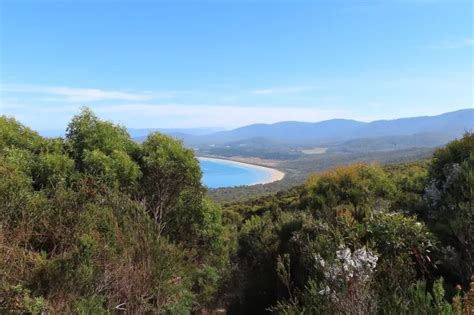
0 0 472 131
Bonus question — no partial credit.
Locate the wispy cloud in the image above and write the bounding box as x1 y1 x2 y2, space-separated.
464 39 474 46
433 39 474 49
249 85 319 96
93 103 349 128
1 84 174 102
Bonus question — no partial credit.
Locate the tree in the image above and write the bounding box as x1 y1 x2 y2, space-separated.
32 153 75 190
82 149 141 190
303 164 396 221
0 111 229 313
425 132 474 284
65 107 141 192
0 116 44 153
140 132 202 233
65 107 139 169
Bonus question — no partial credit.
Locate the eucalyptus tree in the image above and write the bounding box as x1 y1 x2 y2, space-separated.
140 132 202 234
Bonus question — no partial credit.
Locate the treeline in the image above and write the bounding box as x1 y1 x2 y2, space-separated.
0 108 473 314
0 109 231 313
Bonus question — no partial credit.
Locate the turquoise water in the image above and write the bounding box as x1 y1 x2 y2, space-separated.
198 158 271 188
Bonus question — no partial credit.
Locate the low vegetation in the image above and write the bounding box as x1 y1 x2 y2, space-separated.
208 147 434 203
221 134 473 313
0 108 472 314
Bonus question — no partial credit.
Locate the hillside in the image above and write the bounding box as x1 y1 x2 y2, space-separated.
207 147 434 203
221 133 473 312
1 109 473 313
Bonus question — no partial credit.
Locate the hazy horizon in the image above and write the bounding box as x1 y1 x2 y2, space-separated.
19 107 473 138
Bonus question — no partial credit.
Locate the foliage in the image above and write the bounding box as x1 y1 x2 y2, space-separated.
407 278 453 314
208 148 433 204
140 132 202 231
0 111 470 314
0 284 49 314
0 109 228 313
367 212 434 258
0 116 44 153
303 163 396 221
425 132 473 285
222 136 472 313
71 295 107 315
65 107 138 165
32 152 75 189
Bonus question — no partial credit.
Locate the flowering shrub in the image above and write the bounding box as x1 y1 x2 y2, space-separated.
313 246 378 313
316 246 378 283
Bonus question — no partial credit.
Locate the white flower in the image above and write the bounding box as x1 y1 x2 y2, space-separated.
337 248 351 261
314 246 378 288
318 286 331 295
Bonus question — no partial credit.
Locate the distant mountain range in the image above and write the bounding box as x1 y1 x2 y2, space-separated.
38 109 473 156
171 109 473 158
128 127 225 142
177 108 473 146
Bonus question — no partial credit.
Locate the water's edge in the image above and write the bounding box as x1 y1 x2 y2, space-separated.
198 156 285 188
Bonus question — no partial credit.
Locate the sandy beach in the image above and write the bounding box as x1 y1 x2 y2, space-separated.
198 156 285 185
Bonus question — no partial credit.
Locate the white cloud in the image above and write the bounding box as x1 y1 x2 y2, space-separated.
0 84 173 102
0 97 350 128
250 85 319 96
93 103 349 128
433 39 474 49
464 39 474 46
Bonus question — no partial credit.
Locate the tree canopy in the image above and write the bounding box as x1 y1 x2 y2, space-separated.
0 109 228 313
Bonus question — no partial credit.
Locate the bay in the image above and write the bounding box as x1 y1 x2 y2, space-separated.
198 157 273 188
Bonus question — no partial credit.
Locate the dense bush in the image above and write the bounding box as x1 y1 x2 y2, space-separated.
1 110 471 314
425 133 473 286
0 109 229 313
222 133 473 314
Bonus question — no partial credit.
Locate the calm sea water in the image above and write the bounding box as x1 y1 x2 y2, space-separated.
198 158 270 188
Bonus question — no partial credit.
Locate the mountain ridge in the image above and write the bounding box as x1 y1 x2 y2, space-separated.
177 108 473 146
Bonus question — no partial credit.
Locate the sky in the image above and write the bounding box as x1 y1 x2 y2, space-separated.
0 0 472 131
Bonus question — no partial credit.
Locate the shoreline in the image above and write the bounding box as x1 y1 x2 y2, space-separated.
198 156 285 185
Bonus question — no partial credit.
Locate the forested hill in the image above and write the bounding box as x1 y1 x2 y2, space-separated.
1 108 473 314
179 108 473 146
